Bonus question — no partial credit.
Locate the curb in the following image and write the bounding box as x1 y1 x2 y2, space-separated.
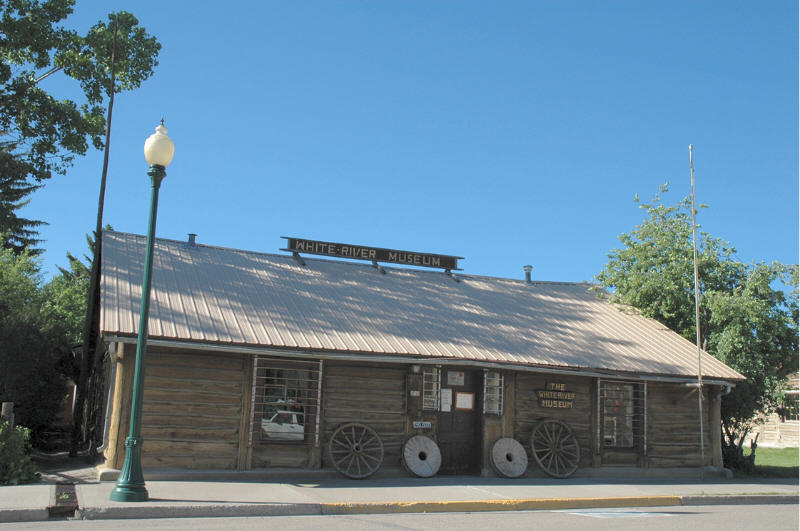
321 496 684 515
76 503 321 520
680 495 798 506
71 494 799 520
0 509 50 523
5 493 797 522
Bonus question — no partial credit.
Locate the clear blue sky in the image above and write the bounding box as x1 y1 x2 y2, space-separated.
23 1 798 283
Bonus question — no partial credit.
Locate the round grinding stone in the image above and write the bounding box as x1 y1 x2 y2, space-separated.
402 435 442 478
490 437 528 478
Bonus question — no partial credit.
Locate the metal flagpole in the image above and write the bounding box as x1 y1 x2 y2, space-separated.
689 144 705 475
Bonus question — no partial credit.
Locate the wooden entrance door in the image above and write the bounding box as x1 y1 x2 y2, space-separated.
437 369 481 474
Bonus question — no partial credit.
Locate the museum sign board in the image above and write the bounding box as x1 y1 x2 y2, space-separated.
283 237 462 270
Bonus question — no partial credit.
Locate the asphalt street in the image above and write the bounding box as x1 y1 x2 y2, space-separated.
3 504 797 530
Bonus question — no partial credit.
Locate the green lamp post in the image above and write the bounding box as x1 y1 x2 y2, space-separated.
110 121 175 502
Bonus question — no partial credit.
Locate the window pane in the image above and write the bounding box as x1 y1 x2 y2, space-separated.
484 371 503 414
253 359 320 444
600 382 641 448
422 367 440 410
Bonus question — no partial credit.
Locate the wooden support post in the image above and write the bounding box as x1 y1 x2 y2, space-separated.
502 372 514 438
590 378 602 467
1 402 14 427
108 343 135 469
710 386 723 468
236 355 254 470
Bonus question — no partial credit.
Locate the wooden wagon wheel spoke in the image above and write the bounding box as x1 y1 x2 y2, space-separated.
535 428 552 444
553 423 563 443
359 437 377 452
539 424 551 445
544 424 555 444
560 442 579 456
332 439 350 450
546 451 557 471
533 442 550 455
340 455 355 476
361 450 382 462
360 438 381 454
328 423 384 479
535 447 551 459
559 449 579 460
530 419 580 479
553 453 565 475
334 453 352 468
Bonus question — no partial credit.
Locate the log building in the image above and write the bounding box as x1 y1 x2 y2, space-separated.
97 231 744 478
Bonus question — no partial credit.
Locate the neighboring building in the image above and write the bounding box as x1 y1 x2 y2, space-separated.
752 373 799 448
97 231 744 478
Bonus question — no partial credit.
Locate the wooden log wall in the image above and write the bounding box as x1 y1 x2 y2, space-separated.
251 442 313 468
646 382 712 467
127 348 246 470
321 362 406 469
514 373 594 473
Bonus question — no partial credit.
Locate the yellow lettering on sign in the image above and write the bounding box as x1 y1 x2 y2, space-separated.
536 390 576 400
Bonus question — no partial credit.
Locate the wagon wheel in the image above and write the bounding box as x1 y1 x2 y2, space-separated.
328 422 384 479
530 419 580 478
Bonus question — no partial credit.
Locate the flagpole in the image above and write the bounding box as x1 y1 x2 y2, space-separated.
689 144 705 475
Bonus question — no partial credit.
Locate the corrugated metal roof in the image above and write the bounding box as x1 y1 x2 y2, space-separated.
100 231 744 381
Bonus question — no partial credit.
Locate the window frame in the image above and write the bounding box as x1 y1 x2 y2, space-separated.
597 379 647 454
483 370 504 415
250 357 322 446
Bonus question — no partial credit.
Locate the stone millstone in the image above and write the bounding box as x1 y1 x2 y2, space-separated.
402 435 442 477
490 437 528 478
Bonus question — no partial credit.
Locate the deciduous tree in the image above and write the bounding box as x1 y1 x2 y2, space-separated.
0 234 91 443
0 246 68 438
597 186 798 469
0 0 160 253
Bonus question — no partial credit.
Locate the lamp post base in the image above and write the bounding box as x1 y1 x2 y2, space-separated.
110 484 149 502
110 436 148 502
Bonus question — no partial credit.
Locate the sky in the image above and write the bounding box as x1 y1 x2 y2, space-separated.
21 1 798 284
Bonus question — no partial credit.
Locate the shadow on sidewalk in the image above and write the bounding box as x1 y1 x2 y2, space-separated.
31 450 100 484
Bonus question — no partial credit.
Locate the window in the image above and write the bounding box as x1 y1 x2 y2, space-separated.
483 371 503 414
598 380 645 450
779 392 799 422
422 367 440 410
252 358 321 445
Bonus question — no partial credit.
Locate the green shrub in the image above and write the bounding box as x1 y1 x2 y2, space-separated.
0 421 39 485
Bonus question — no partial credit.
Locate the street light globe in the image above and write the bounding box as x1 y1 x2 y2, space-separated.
143 123 175 167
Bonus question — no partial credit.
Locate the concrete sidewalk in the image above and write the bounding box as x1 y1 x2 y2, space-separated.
1 473 797 522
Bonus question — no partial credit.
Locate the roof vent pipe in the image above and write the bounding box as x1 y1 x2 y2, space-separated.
188 233 197 246
523 264 533 284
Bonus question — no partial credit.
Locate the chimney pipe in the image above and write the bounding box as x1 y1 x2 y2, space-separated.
523 265 532 284
188 233 197 246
